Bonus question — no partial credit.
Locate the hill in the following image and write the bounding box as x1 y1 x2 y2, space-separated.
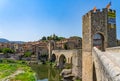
0 38 24 44
0 38 9 43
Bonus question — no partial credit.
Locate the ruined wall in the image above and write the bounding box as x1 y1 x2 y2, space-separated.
92 47 120 81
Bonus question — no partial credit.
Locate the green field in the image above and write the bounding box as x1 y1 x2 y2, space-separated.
0 59 36 81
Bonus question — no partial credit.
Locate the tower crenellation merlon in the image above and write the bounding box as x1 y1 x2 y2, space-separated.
83 8 116 17
82 11 91 19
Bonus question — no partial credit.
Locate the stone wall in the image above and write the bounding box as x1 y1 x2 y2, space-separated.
92 47 120 81
72 49 82 79
82 8 117 81
106 46 120 53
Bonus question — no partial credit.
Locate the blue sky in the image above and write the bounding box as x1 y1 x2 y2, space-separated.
0 0 120 41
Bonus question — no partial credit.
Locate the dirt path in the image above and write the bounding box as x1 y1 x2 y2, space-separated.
0 70 25 81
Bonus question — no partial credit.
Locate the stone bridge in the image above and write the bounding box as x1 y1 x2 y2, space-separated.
92 46 120 81
48 7 120 81
52 50 74 64
52 49 82 78
51 47 120 81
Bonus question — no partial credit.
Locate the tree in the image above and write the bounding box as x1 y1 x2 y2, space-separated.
47 36 52 40
47 36 50 40
64 43 68 50
0 49 2 53
2 48 14 54
24 51 32 57
41 36 46 40
58 37 65 41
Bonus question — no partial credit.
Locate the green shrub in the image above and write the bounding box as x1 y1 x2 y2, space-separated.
24 51 32 57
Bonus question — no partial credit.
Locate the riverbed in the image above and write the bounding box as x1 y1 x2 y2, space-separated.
30 64 61 81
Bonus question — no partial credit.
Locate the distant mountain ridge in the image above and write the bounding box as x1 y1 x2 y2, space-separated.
0 38 9 43
0 38 24 44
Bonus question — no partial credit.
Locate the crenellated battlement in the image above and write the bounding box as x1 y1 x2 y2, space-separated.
83 8 116 18
108 9 116 13
82 11 91 19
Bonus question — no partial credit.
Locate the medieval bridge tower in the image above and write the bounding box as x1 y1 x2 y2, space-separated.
82 8 117 81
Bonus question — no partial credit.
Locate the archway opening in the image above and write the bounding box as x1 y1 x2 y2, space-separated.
59 54 66 69
51 54 56 62
93 33 104 51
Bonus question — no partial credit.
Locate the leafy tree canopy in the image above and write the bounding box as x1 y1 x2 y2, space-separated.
24 51 32 57
69 36 82 39
41 36 46 40
0 48 15 54
41 34 65 41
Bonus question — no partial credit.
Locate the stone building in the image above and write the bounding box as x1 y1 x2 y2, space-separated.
82 8 117 81
56 37 82 50
0 43 13 49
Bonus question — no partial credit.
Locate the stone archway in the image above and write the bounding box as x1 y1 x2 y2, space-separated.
93 33 104 51
51 54 56 62
59 54 66 69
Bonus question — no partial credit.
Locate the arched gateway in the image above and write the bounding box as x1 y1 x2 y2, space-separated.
93 33 104 51
82 8 117 81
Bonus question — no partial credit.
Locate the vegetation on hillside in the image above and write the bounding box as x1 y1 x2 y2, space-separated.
24 51 32 57
41 34 65 41
0 48 15 54
41 34 82 42
70 36 82 39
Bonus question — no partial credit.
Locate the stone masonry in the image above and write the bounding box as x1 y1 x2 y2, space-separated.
82 8 117 81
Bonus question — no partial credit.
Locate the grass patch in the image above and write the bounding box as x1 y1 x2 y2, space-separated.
0 64 17 79
75 79 81 81
0 59 35 81
10 68 36 81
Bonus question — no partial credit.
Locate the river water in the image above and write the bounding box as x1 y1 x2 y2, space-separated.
30 64 61 81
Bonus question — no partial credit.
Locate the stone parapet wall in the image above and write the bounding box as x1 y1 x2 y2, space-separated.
106 46 120 53
52 49 79 54
92 47 120 81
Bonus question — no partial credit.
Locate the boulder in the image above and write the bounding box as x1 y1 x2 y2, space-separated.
60 69 72 76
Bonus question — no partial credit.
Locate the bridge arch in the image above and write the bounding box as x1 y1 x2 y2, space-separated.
59 54 67 68
93 32 105 51
51 54 56 62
